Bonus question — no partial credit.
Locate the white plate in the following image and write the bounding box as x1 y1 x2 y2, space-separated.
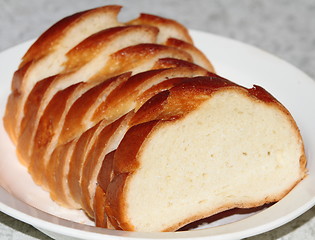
0 29 315 240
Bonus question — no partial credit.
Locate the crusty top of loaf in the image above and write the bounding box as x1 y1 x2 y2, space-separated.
165 38 214 71
64 25 158 72
21 5 122 68
128 13 193 44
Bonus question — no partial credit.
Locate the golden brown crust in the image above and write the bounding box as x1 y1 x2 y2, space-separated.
130 90 171 126
103 121 159 230
131 75 237 124
128 13 193 44
46 142 64 201
28 83 81 185
165 38 215 72
92 66 209 124
4 62 39 144
80 115 125 217
134 77 188 111
67 122 102 204
98 43 192 77
95 150 116 228
104 172 127 230
58 73 130 145
47 140 74 207
115 121 159 174
98 151 116 193
21 5 122 68
16 25 198 169
3 4 220 231
64 25 158 72
92 69 167 122
59 53 199 147
16 76 56 165
152 57 207 69
94 185 108 228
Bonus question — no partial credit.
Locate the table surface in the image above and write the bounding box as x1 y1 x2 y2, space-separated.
0 0 314 239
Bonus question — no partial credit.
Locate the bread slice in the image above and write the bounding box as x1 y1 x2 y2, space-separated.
100 75 306 231
94 185 108 228
47 139 80 208
3 5 122 143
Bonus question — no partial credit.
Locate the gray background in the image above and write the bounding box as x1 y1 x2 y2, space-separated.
0 0 314 239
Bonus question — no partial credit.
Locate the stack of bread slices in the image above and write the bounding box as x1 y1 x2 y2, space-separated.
3 5 306 232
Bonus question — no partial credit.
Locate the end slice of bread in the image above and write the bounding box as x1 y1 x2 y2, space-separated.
101 76 306 231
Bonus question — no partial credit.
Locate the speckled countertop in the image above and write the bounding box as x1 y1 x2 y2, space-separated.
0 0 314 239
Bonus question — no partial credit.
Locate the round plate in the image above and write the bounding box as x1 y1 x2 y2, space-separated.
0 29 315 240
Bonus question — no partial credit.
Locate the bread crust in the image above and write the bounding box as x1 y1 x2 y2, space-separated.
3 63 32 143
29 83 81 185
80 115 125 217
47 140 80 208
96 43 192 79
165 38 215 72
92 66 209 123
66 121 104 205
128 13 193 44
16 76 56 165
93 185 108 228
104 120 159 230
21 5 122 68
58 73 130 145
64 26 158 72
95 150 116 228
